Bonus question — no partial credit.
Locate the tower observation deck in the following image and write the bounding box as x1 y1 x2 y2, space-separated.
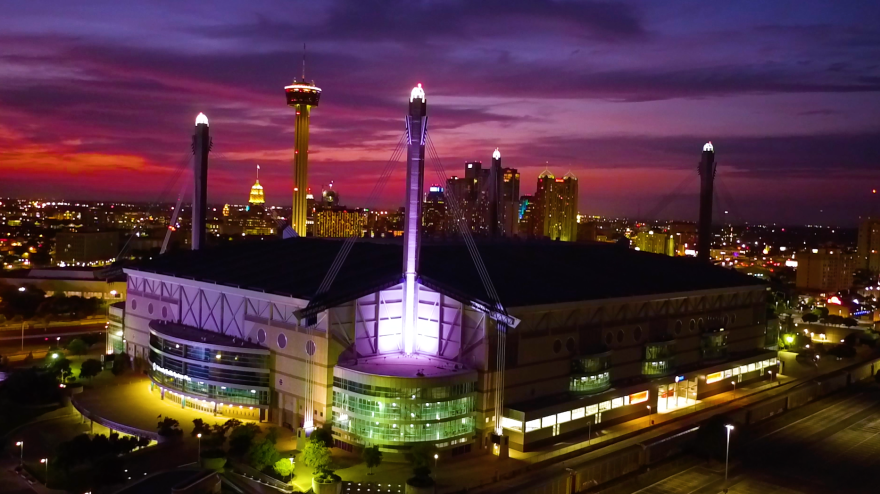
285 79 322 236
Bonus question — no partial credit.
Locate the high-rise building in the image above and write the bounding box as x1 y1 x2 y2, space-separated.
284 73 322 236
633 229 675 256
856 217 880 273
531 170 578 241
795 248 855 293
314 208 366 238
423 185 448 235
249 165 265 205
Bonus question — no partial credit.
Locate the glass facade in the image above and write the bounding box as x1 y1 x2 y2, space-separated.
570 353 611 393
148 332 270 407
643 341 676 377
701 332 728 360
331 375 476 446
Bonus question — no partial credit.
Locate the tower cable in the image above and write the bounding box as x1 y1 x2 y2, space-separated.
427 134 509 437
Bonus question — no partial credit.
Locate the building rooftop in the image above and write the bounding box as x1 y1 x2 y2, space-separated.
150 320 268 351
130 238 765 310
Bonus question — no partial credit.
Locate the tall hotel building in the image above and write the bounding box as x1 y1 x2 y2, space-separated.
119 86 775 458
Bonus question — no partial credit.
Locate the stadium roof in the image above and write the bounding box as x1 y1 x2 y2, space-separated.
129 238 765 310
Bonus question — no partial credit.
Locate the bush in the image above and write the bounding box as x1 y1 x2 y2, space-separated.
314 468 341 484
157 417 183 437
66 338 89 356
273 457 294 480
111 353 130 375
801 313 819 323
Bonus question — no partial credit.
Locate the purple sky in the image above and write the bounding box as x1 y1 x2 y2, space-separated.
1 0 878 225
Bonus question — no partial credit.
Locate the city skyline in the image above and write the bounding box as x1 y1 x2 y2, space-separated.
1 1 879 226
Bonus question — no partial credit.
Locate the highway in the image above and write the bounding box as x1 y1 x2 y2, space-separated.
629 384 880 494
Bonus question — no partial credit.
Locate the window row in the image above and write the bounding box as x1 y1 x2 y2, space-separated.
516 390 649 433
705 358 777 384
332 412 474 444
333 392 473 421
333 377 475 400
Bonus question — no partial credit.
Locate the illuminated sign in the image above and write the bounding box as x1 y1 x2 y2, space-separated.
703 142 714 152
853 310 871 316
152 362 191 381
827 296 842 305
429 186 443 193
675 375 685 383
629 390 649 405
706 371 723 384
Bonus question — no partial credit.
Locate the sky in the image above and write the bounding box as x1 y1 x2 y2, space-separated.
1 0 879 225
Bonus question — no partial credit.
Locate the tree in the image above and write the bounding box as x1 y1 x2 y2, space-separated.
310 425 334 448
157 417 183 437
801 313 819 323
247 437 282 471
827 314 844 326
228 423 261 456
843 317 858 328
80 358 103 381
111 352 130 376
49 357 72 381
0 314 7 325
273 457 295 481
301 438 332 473
363 446 383 475
814 307 830 319
66 338 89 356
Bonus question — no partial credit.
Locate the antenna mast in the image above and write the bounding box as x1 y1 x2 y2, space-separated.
302 43 306 80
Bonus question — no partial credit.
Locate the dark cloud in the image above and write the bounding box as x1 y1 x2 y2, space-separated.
208 0 645 45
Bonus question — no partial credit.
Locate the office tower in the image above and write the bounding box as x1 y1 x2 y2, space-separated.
532 169 578 241
423 185 448 235
284 73 322 236
192 113 211 250
857 217 880 273
402 83 427 355
249 165 265 205
697 142 716 262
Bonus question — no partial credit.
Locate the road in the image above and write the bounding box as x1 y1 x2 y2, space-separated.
627 384 880 494
0 321 107 341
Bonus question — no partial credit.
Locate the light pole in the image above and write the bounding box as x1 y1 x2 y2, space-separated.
15 441 23 466
730 381 736 399
433 453 438 469
20 320 25 351
40 458 48 484
724 425 734 481
288 457 294 482
197 433 202 462
647 405 651 425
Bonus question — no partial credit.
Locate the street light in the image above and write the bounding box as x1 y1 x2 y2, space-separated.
288 457 294 482
724 425 734 480
18 287 25 292
731 381 737 399
434 453 438 469
15 441 23 466
197 433 202 461
40 458 48 483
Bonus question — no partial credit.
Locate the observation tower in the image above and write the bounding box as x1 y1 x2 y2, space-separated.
284 73 321 236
